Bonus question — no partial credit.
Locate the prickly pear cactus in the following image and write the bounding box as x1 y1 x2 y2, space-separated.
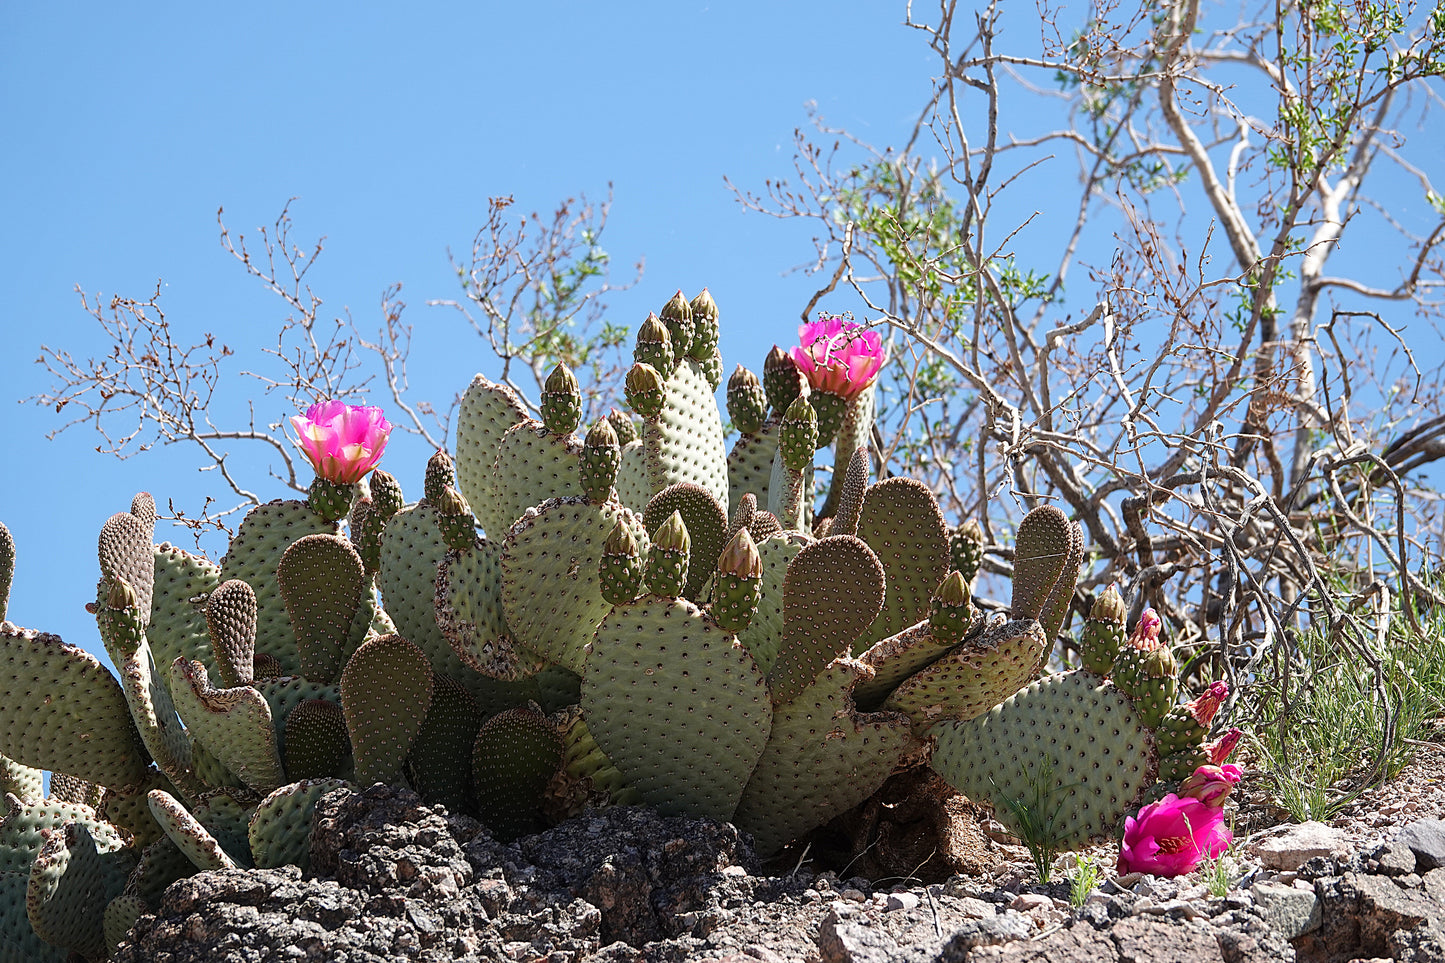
931 670 1155 848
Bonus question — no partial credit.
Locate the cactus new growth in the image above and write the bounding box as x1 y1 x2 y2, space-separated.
0 288 1230 958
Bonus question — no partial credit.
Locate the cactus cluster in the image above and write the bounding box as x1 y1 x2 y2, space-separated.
0 291 1230 960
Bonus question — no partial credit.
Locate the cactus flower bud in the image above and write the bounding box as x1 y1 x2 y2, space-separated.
107 576 138 611
541 362 582 436
1129 608 1163 650
580 418 622 504
634 314 676 379
948 519 985 586
652 510 690 554
929 570 978 645
646 511 691 598
659 290 696 357
713 528 762 633
727 365 769 435
369 469 404 519
717 527 762 580
763 345 804 414
688 288 720 360
600 519 646 606
1177 763 1243 808
1206 726 1244 765
1186 680 1230 726
625 363 666 418
435 485 475 552
435 485 469 517
606 409 640 446
424 449 456 505
779 395 818 472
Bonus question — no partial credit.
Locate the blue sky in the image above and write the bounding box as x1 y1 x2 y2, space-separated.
1 2 940 661
4 2 1444 672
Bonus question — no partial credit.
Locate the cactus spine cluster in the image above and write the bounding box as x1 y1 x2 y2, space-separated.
0 291 1230 960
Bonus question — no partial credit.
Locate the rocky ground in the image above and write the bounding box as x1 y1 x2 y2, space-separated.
116 737 1445 963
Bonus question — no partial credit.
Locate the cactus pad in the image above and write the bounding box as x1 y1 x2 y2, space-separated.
454 375 530 538
830 447 870 537
582 598 771 819
169 658 283 794
852 622 957 709
882 618 1048 731
471 705 563 840
501 497 648 674
1038 517 1083 645
205 579 258 689
282 698 351 781
377 503 491 691
734 657 914 856
2 796 126 876
642 483 728 602
436 540 545 681
727 422 778 519
855 477 950 651
0 755 43 806
0 624 148 791
768 536 886 705
278 533 367 683
735 532 809 675
220 499 336 677
406 674 483 814
0 522 12 624
340 633 433 786
148 542 221 684
249 778 349 870
647 357 731 515
487 421 585 531
931 670 1155 848
1010 506 1073 622
191 790 258 868
97 511 154 624
147 789 238 871
26 821 135 961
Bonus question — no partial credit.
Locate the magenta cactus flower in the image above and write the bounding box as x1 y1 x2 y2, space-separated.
1183 680 1230 727
290 400 393 485
1129 608 1163 649
789 317 886 401
1117 790 1233 877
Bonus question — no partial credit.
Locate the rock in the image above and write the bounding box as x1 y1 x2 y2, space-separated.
817 908 904 963
1376 840 1419 876
887 892 921 912
1009 893 1053 912
1399 818 1445 871
966 921 1120 961
1304 870 1445 963
1247 822 1351 872
1250 882 1321 940
937 912 1037 960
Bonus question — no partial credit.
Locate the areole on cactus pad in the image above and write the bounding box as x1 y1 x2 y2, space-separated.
0 295 1237 961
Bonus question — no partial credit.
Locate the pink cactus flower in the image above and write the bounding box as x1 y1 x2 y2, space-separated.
789 317 886 400
290 400 393 485
1184 680 1230 727
1177 763 1243 808
1129 608 1163 650
1117 791 1233 877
